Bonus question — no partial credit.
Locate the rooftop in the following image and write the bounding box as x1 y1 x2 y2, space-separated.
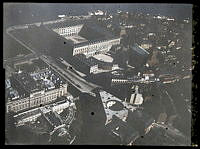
64 34 88 44
73 54 98 67
30 68 66 90
7 68 66 99
13 71 42 94
44 19 86 29
93 54 114 63
45 18 118 48
131 44 150 55
6 87 20 101
44 111 62 127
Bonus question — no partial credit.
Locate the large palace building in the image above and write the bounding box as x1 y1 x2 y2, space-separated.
6 68 68 113
44 18 121 58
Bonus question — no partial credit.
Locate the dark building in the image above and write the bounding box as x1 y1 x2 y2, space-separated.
72 54 98 74
75 92 107 144
128 44 150 68
76 92 106 127
84 71 112 89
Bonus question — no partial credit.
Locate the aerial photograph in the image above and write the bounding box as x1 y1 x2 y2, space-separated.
4 3 192 145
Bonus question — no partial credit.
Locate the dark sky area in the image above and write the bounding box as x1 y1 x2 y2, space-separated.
3 3 192 28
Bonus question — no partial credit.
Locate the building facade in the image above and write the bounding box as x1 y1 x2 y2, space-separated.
73 38 120 57
14 97 75 127
6 83 68 113
52 24 84 36
6 69 68 113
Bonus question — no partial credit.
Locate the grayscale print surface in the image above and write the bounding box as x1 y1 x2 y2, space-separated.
4 3 192 145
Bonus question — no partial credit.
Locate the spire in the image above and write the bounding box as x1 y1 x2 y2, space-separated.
18 68 22 74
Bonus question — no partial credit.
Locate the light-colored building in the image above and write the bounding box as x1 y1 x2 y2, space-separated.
14 97 75 127
127 85 144 106
6 69 68 113
6 84 68 113
46 19 120 58
73 38 120 57
53 24 83 36
140 43 152 50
